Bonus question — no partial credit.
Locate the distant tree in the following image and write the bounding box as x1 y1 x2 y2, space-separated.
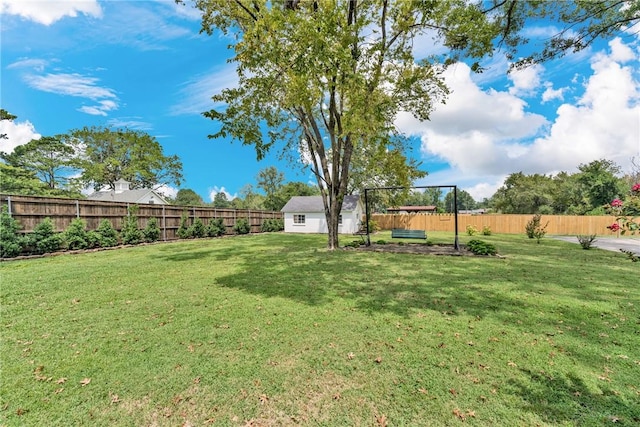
172 188 205 206
0 109 17 140
576 159 626 213
69 126 182 191
236 184 266 210
212 191 232 208
1 135 78 190
256 166 285 211
444 189 478 213
0 163 51 195
490 173 554 214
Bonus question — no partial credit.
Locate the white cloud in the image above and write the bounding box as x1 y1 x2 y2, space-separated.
7 58 50 72
24 73 117 100
399 37 640 196
0 119 41 153
508 64 543 96
0 0 102 25
208 186 236 202
541 83 565 103
78 100 118 116
171 64 238 115
107 117 153 131
155 184 178 199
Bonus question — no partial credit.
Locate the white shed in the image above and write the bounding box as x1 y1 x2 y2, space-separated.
281 195 364 234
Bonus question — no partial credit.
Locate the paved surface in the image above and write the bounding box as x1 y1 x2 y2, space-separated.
551 236 640 255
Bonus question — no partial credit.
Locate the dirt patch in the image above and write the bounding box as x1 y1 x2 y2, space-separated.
345 242 476 256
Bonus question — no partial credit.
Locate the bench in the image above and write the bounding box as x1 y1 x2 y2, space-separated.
391 229 426 239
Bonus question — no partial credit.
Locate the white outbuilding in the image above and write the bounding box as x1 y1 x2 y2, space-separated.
281 195 364 234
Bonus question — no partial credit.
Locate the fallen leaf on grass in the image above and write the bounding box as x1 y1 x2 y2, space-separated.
110 393 120 404
376 413 387 426
193 377 201 384
54 388 64 394
453 408 466 420
259 394 268 405
347 352 355 360
418 388 428 394
80 378 91 386
333 392 341 400
56 378 67 384
507 361 517 367
375 356 382 364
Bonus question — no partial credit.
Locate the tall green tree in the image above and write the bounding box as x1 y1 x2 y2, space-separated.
187 1 504 249
183 0 634 248
0 109 17 140
490 173 555 214
444 189 478 213
1 135 78 190
256 166 285 211
70 126 183 192
575 159 626 213
212 191 232 208
172 188 205 206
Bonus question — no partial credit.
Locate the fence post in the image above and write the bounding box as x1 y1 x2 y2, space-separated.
7 196 12 217
76 200 80 218
162 204 166 241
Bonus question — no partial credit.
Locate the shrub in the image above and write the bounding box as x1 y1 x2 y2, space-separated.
207 218 226 237
481 226 492 236
96 219 119 247
367 219 380 233
466 225 478 236
233 218 251 235
577 234 597 250
29 217 62 254
64 219 90 250
376 239 387 245
177 212 191 239
121 206 143 245
467 239 497 256
86 231 103 249
143 217 162 242
0 206 24 258
261 218 284 232
525 214 548 243
344 240 363 248
188 217 207 238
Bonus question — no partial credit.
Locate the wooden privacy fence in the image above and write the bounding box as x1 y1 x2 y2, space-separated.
1 194 283 241
371 213 620 236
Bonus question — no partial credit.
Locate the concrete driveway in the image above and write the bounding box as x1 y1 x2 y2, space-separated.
551 236 640 255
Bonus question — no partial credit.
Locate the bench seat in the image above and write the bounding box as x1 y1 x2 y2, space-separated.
391 229 426 239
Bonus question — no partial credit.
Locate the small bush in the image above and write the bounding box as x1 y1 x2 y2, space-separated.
367 219 380 233
233 218 251 235
376 239 387 245
188 217 207 238
177 212 191 239
0 206 24 258
64 219 90 250
482 226 492 236
96 219 119 247
620 249 639 262
121 207 143 245
344 240 363 248
525 214 548 243
86 231 103 248
466 225 478 236
577 234 597 250
261 218 284 232
467 239 497 256
207 218 226 237
143 217 162 242
29 217 62 254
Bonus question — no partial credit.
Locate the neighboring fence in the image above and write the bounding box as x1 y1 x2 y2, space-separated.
371 213 619 236
1 194 283 241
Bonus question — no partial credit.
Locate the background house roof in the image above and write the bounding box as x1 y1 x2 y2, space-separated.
281 195 361 212
87 189 167 204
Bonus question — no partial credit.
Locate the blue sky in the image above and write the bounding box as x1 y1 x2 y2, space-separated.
1 1 639 203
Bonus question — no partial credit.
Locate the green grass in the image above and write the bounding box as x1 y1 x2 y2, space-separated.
1 233 638 426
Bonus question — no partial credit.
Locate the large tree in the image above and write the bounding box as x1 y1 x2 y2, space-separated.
183 0 635 248
1 135 78 190
186 0 504 249
70 126 183 192
172 188 206 206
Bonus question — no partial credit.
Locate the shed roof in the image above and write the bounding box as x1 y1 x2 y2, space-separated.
281 195 361 213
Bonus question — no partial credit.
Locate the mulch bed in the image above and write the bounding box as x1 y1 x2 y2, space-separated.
345 242 476 256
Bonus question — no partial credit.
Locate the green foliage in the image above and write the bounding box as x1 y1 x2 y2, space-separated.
96 219 119 247
525 214 548 243
576 235 597 250
482 225 492 236
466 239 497 256
212 192 231 208
206 218 226 237
63 219 90 250
29 217 62 254
143 217 162 242
444 190 478 213
171 189 205 206
121 206 143 245
261 218 284 232
620 249 639 263
344 240 363 248
233 218 251 235
177 212 191 239
376 240 387 245
69 126 183 191
0 206 24 258
187 217 207 238
466 225 478 236
366 219 380 233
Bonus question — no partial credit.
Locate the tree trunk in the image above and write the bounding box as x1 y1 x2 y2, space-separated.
325 190 342 250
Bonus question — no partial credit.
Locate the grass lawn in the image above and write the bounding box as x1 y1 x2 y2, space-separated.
1 232 638 426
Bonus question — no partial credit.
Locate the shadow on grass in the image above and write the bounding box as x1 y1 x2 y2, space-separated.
509 368 640 426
